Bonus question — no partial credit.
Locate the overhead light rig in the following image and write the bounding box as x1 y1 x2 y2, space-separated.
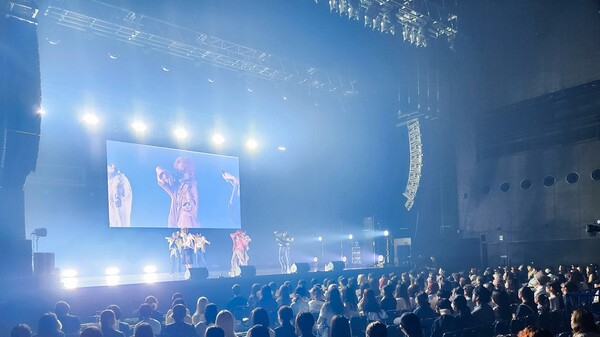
42 0 357 95
322 0 458 48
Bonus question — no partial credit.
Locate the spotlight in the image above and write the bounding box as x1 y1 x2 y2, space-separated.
131 121 147 132
246 139 258 150
62 278 79 290
212 134 225 145
348 234 353 240
313 257 318 263
377 255 385 263
37 107 46 115
143 265 157 273
383 230 389 237
144 274 157 284
341 256 348 263
105 267 120 276
318 236 323 242
277 146 286 151
106 275 120 286
61 269 78 278
173 127 188 140
82 113 100 126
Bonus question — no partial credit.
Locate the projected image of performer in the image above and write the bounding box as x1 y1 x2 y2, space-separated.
180 227 195 269
222 171 240 227
107 163 133 227
156 156 199 228
274 231 294 274
193 233 210 268
165 231 183 273
230 230 251 277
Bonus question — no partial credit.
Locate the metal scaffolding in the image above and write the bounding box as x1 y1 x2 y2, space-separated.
42 0 357 95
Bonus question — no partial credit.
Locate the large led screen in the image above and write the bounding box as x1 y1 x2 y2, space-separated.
106 140 241 228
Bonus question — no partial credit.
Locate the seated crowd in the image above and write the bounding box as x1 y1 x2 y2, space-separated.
10 263 600 337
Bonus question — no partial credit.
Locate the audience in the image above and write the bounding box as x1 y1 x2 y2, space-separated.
163 304 196 337
79 327 102 337
273 307 295 337
135 303 161 337
144 296 164 323
133 324 153 337
330 316 351 337
100 310 125 337
398 313 422 337
192 297 209 326
205 326 225 337
571 309 600 337
195 303 218 337
471 286 495 326
248 325 271 337
216 310 236 337
12 324 32 337
226 284 248 319
54 301 81 335
106 305 131 337
295 312 316 337
413 293 436 320
365 321 387 337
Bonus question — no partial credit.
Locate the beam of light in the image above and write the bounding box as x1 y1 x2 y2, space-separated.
212 133 225 145
62 278 79 290
106 275 120 286
246 139 258 150
105 267 120 275
131 120 147 132
82 113 100 126
61 269 78 278
173 127 188 140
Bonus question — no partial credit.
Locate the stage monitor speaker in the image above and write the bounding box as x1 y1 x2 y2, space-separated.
33 252 55 276
240 265 256 277
290 263 310 274
185 267 209 281
325 261 345 272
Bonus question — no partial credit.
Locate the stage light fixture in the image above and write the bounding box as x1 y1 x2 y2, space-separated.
173 127 188 140
348 234 353 240
377 255 385 263
143 265 157 273
105 267 120 276
383 230 389 237
318 236 323 242
278 146 286 151
37 107 46 115
341 256 348 263
212 134 225 145
61 269 78 278
313 257 318 263
131 121 147 132
246 139 258 150
82 113 99 126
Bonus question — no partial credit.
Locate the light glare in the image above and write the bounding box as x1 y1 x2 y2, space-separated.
173 127 188 140
61 269 78 278
143 265 157 273
105 267 119 275
348 234 353 240
246 139 258 150
82 113 99 126
383 230 389 237
131 121 147 132
278 146 286 151
212 134 225 145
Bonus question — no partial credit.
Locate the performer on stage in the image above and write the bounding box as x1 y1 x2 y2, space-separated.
221 171 240 227
274 231 294 274
229 229 251 277
107 163 132 227
156 157 199 228
165 231 183 273
193 233 210 268
180 227 195 269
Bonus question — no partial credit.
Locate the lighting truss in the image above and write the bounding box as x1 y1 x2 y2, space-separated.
2 0 39 24
324 0 457 48
402 118 422 210
42 0 357 95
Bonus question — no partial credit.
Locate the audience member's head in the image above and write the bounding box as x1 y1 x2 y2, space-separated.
296 312 315 337
205 326 225 337
38 313 62 337
366 321 387 337
251 307 270 327
518 285 534 304
106 305 123 321
571 309 600 334
416 292 429 306
134 324 153 337
11 324 32 337
232 284 241 296
452 295 469 314
54 302 71 317
278 306 294 325
517 327 553 337
472 285 491 304
194 297 209 315
80 327 102 337
247 325 270 337
171 304 187 323
216 310 235 335
436 299 453 314
144 296 158 310
100 310 116 330
205 303 218 324
330 315 351 337
398 313 422 337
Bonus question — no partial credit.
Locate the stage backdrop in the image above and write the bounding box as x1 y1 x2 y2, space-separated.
106 140 240 229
